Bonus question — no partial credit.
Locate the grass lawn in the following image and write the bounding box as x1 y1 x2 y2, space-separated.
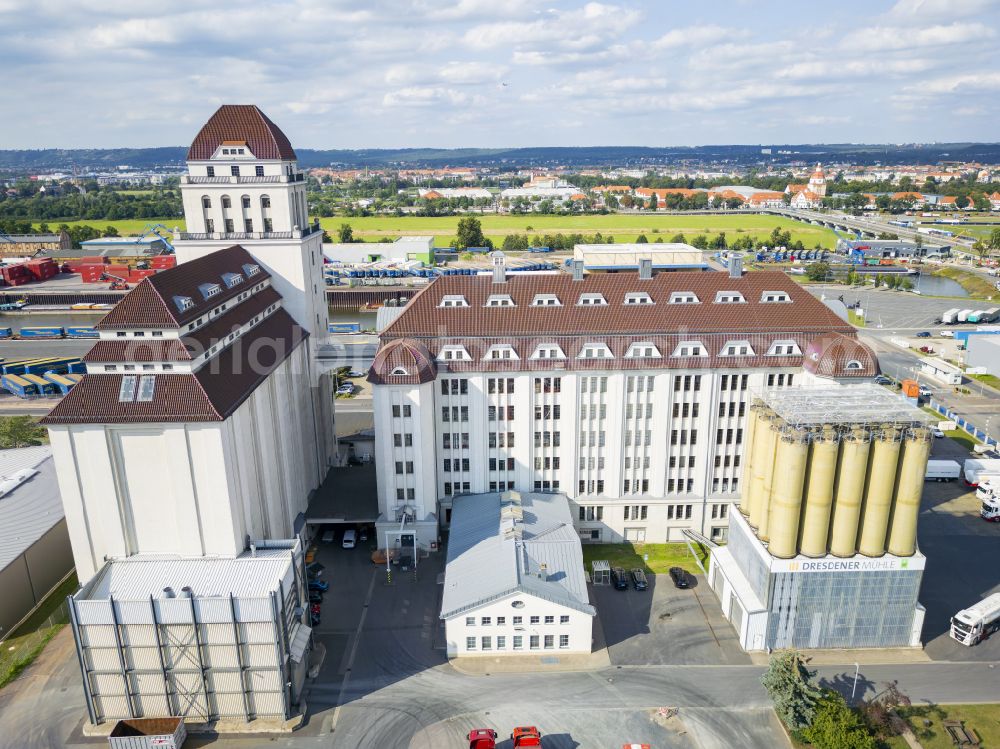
580 542 710 576
848 309 866 327
0 572 77 689
896 704 1000 749
931 267 999 300
36 214 836 250
970 373 1000 392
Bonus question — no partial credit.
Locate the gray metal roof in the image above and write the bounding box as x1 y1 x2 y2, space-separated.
759 384 932 427
79 545 297 601
0 447 63 572
441 491 595 620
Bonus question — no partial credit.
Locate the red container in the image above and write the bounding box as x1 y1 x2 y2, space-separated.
79 256 108 264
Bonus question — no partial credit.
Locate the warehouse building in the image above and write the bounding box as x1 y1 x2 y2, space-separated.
709 385 930 651
571 243 710 273
0 446 74 637
967 334 1000 375
441 490 594 657
368 256 878 549
68 541 309 725
0 231 72 259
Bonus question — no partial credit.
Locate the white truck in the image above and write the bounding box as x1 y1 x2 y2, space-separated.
950 593 1000 646
925 459 961 482
940 308 961 325
979 480 1000 521
957 309 974 323
963 458 1000 486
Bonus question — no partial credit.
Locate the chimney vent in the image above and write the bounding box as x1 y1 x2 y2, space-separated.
571 260 585 281
162 587 175 599
638 258 653 280
490 251 507 284
181 586 193 598
729 254 744 278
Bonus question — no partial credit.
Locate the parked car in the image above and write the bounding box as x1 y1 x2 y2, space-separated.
915 331 931 338
399 554 413 571
918 346 935 354
321 528 335 543
932 428 945 438
309 591 324 604
630 568 648 591
336 383 355 395
308 579 329 592
348 370 366 378
919 386 932 397
342 529 357 548
940 330 955 337
611 567 629 590
874 375 892 385
306 562 325 578
359 527 369 542
669 567 691 589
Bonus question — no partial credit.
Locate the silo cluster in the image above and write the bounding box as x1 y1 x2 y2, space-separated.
740 400 931 559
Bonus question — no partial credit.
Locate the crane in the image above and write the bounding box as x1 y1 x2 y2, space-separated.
99 272 130 291
133 223 175 253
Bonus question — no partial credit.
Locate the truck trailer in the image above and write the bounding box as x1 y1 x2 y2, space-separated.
925 460 961 482
964 459 1000 486
941 308 961 325
950 593 1000 646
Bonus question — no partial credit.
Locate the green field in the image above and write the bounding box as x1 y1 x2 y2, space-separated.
889 704 1000 749
37 214 836 249
580 542 710 576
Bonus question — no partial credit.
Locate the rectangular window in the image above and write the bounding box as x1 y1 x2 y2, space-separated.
560 615 570 624
559 634 569 648
544 615 554 624
481 616 491 626
544 635 554 649
481 636 492 651
231 165 240 176
466 616 475 626
497 636 506 650
513 635 523 650
530 635 540 650
530 616 540 625
466 637 476 650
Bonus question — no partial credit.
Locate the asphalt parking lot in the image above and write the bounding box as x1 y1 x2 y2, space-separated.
917 438 1000 662
592 574 750 666
806 285 982 331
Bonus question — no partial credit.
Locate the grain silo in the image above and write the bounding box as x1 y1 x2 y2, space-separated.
798 426 839 558
709 384 932 653
738 404 762 517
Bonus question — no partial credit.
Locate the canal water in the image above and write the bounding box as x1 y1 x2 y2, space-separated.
911 274 968 297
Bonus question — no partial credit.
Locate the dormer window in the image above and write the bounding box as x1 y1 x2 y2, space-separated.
484 344 519 360
715 291 745 304
578 293 607 306
485 295 515 307
672 341 707 357
721 340 755 357
438 345 471 361
173 295 195 312
767 340 802 356
439 295 469 308
761 291 791 303
624 292 653 305
578 343 613 359
198 283 222 300
845 360 863 370
625 342 661 358
221 272 244 289
531 344 566 360
669 292 699 304
390 366 409 376
531 294 561 306
242 263 261 277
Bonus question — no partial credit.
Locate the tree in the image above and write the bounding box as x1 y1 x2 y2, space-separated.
648 193 658 211
690 234 709 249
760 650 822 730
670 233 686 244
452 216 492 251
801 692 877 749
636 234 649 244
989 227 1000 253
972 240 989 263
0 416 46 449
805 261 831 282
337 223 354 243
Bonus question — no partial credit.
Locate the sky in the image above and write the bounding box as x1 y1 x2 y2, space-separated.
1 0 999 149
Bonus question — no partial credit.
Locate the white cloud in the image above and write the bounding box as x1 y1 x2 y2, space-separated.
848 22 994 51
887 0 998 22
652 25 738 49
462 2 640 49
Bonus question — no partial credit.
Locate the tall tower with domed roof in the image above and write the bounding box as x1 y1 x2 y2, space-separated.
808 163 827 197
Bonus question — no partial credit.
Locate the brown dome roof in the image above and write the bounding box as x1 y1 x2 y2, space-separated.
187 105 296 161
802 333 878 379
368 338 437 385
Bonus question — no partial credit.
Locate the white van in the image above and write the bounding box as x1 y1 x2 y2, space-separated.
342 529 357 549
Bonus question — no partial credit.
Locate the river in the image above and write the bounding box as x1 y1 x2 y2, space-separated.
912 274 969 298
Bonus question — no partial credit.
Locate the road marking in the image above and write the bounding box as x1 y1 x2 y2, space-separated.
329 568 377 733
692 586 722 648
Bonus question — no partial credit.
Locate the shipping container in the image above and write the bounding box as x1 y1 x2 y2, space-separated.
21 373 58 395
65 326 98 339
1 374 37 398
18 326 65 339
107 717 186 749
43 372 80 395
68 361 87 374
901 379 920 398
0 328 11 339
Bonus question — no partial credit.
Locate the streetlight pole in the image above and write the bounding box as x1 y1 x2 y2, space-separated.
851 662 860 701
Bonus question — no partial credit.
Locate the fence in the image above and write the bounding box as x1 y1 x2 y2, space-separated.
928 399 999 451
0 599 69 688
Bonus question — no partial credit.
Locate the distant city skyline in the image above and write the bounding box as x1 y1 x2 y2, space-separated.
2 0 999 150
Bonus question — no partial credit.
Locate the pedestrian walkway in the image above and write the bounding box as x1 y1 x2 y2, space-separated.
749 647 931 667
450 648 611 675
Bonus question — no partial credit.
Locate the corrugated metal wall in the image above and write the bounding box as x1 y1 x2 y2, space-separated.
71 594 291 724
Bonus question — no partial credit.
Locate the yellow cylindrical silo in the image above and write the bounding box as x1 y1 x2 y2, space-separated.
798 426 840 558
886 426 931 557
738 404 762 517
766 427 810 559
857 425 903 557
750 418 781 541
747 409 776 529
829 427 871 557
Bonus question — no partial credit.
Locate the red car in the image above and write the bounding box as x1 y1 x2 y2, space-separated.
512 726 542 747
467 729 497 749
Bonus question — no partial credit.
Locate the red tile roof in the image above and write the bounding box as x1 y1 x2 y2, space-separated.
84 339 193 363
97 245 270 330
186 105 296 161
43 309 307 424
381 271 853 339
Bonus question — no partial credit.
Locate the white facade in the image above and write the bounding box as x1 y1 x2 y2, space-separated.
444 592 592 657
49 343 319 582
375 368 801 546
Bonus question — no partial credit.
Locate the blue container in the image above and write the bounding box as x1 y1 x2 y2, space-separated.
68 361 86 374
1 375 36 398
65 326 98 339
18 327 64 339
328 322 361 334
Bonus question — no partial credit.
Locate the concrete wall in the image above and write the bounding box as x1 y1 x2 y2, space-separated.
0 519 74 636
967 335 1000 375
443 593 593 657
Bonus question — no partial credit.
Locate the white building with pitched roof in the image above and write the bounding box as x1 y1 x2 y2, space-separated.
442 490 594 657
